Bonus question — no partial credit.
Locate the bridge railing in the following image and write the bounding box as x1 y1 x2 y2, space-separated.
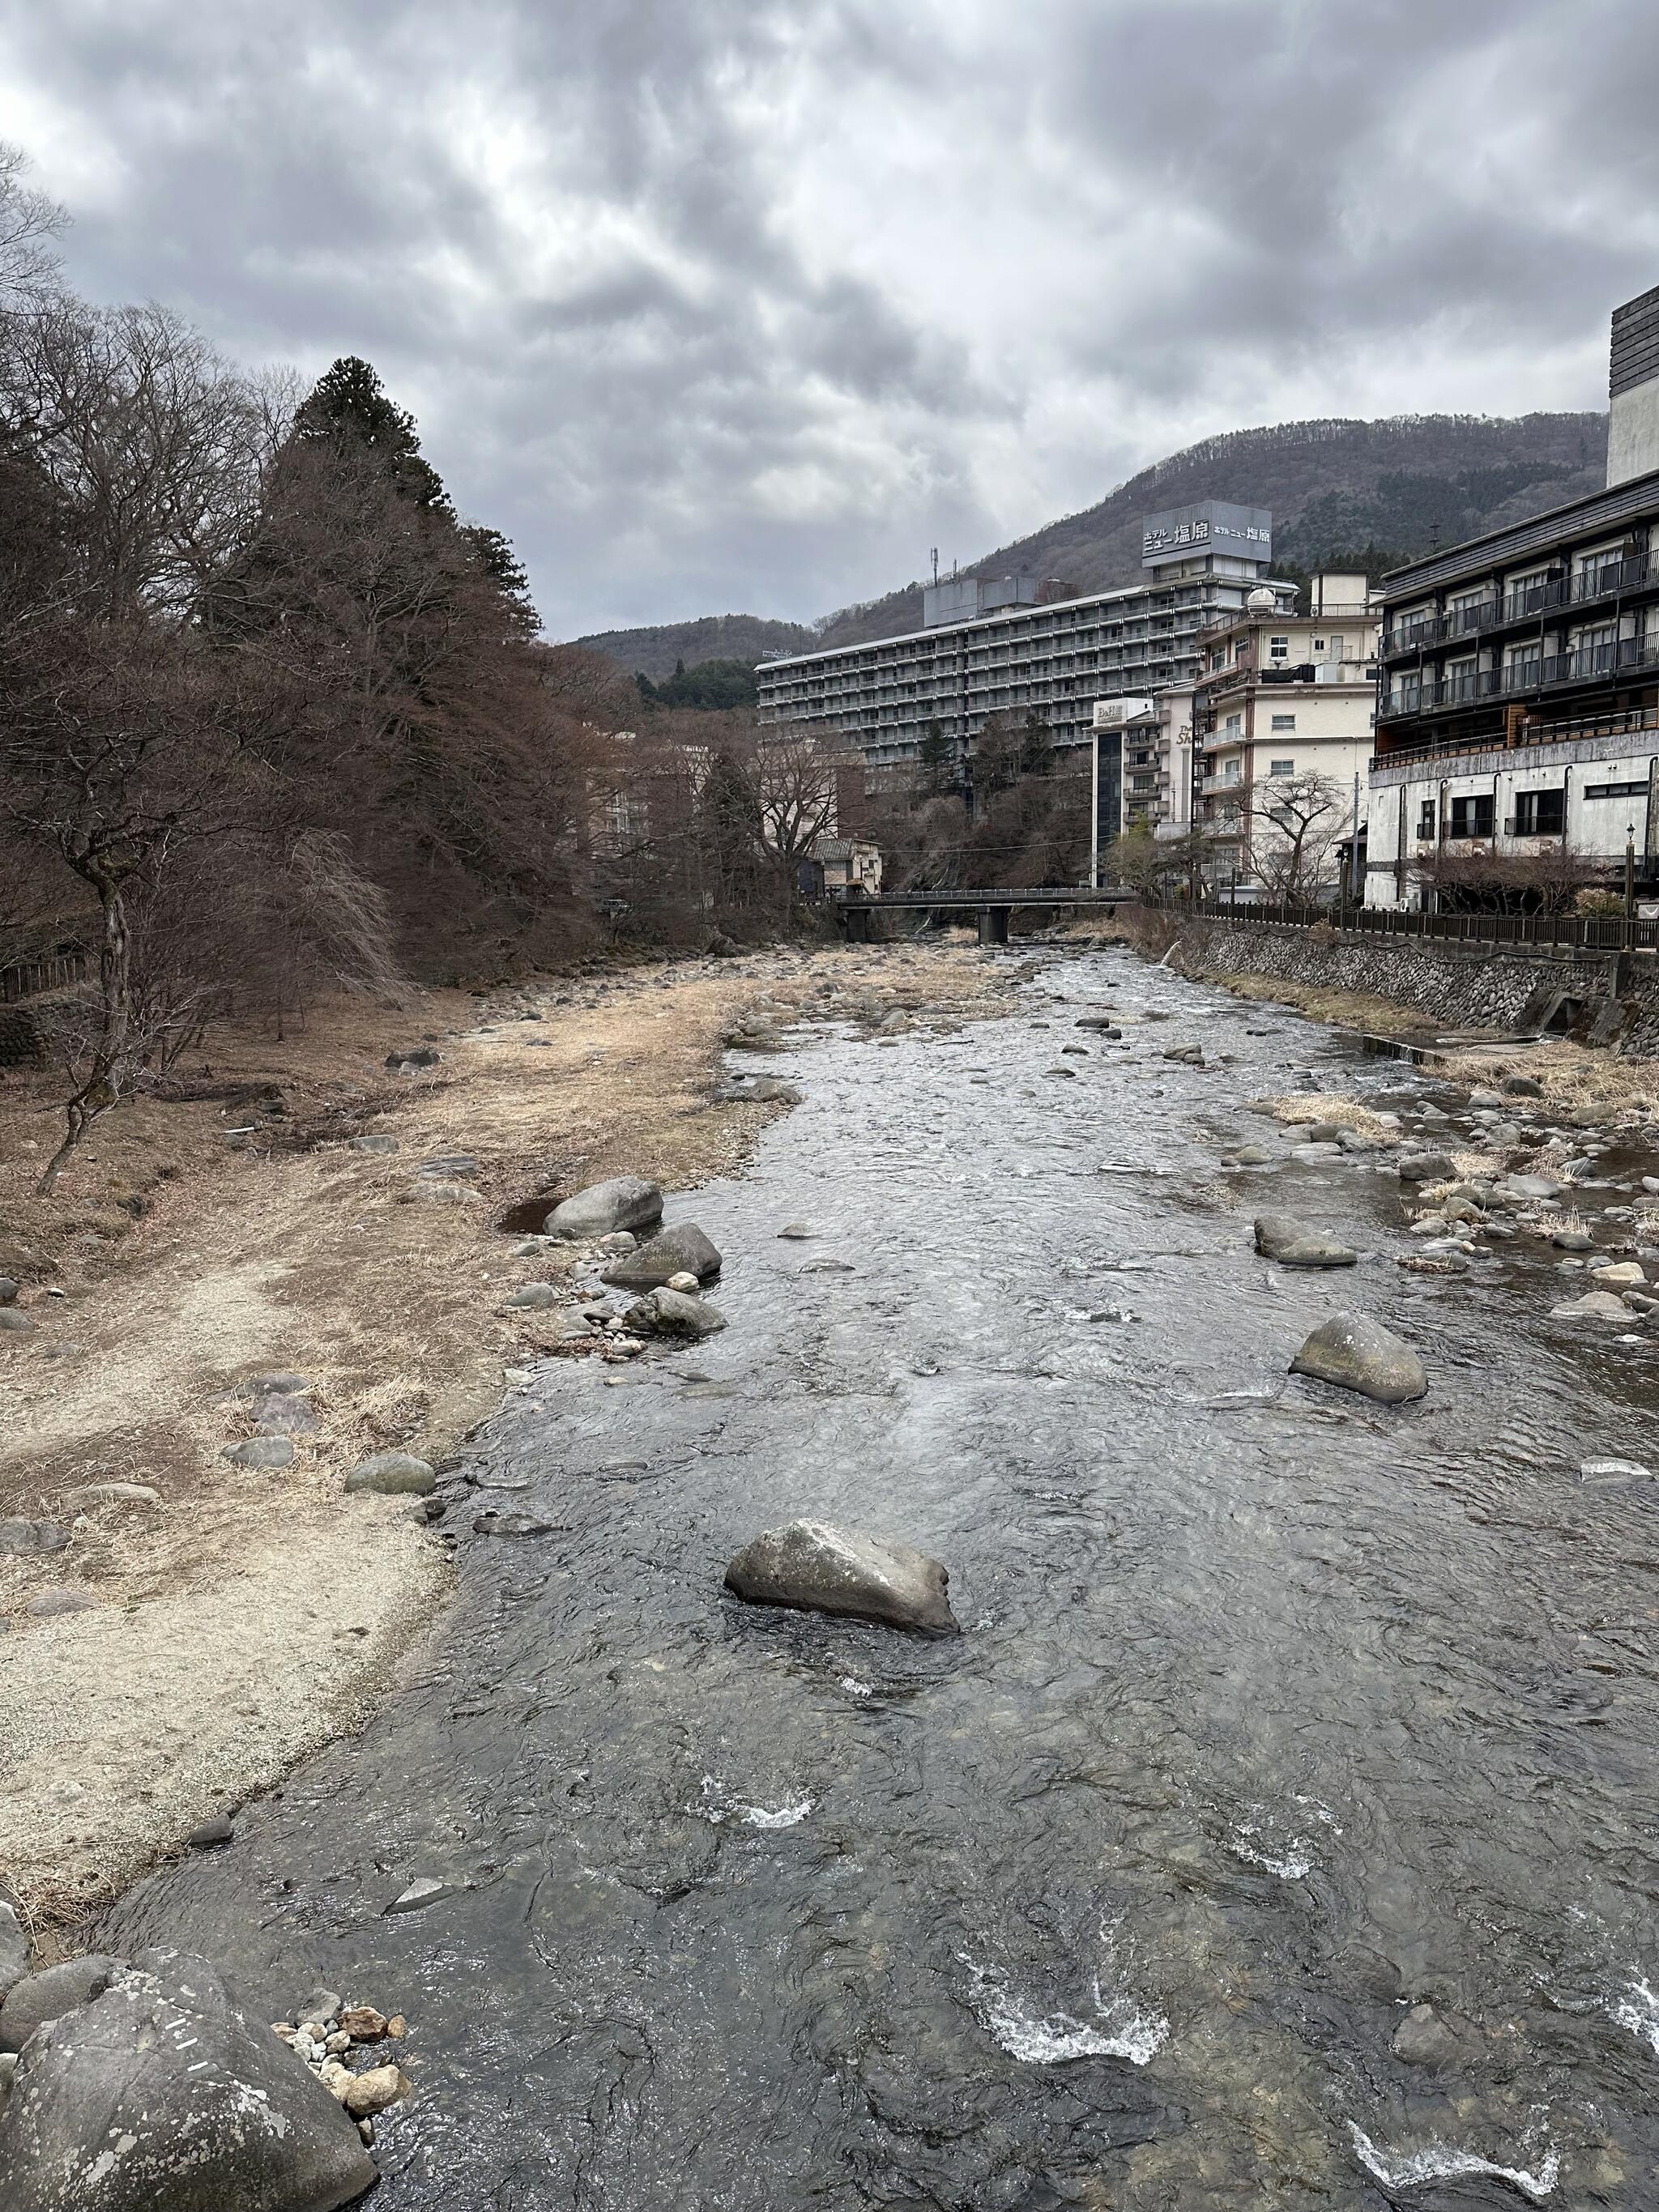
1192 897 1659 953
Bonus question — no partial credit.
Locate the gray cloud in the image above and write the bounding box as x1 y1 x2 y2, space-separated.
2 0 1654 635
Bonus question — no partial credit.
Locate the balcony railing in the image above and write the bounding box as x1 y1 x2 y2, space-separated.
1380 635 1659 718
1383 554 1653 657
1192 897 1659 953
1369 702 1659 771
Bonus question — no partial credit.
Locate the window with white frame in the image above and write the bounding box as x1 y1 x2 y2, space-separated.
1269 635 1290 659
1269 758 1294 776
1270 713 1296 731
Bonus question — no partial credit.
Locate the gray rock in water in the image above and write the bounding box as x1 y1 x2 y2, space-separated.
543 1176 663 1241
186 1814 234 1849
1290 1142 1343 1162
348 1133 399 1154
595 1231 638 1255
1290 1314 1427 1404
1550 1291 1630 1323
0 1954 124 2054
0 1519 66 1558
777 1223 817 1239
1253 1216 1358 1269
0 1311 36 1337
0 1908 26 2004
1391 2001 1462 2069
602 1223 722 1289
220 1438 295 1471
725 1519 958 1634
1230 1144 1271 1167
1503 1173 1565 1201
386 1877 454 1914
0 1949 377 2210
344 1453 435 1497
630 1288 727 1339
1396 1152 1456 1183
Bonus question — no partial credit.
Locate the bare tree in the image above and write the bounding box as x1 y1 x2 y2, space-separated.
1413 839 1600 914
1248 769 1345 902
0 142 68 310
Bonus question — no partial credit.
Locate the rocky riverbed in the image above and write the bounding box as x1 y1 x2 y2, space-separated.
13 941 1659 2206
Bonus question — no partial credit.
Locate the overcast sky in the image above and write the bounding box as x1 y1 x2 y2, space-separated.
4 0 1657 639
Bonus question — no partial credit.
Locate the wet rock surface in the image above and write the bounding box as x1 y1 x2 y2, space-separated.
92 950 1659 2206
725 1519 958 1634
1290 1313 1429 1404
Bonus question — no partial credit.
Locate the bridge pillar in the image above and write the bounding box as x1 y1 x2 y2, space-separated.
977 906 1010 947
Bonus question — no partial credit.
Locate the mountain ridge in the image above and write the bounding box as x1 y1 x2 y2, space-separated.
572 409 1608 673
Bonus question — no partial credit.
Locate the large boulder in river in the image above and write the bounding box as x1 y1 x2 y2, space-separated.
0 1949 377 2211
626 1287 727 1339
1253 1216 1358 1269
725 1519 958 1634
602 1222 722 1289
1290 1314 1427 1405
543 1176 663 1241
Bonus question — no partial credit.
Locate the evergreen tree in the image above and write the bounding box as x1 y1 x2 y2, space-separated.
294 356 453 517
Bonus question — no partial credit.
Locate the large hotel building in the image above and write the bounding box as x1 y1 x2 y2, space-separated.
754 503 1294 833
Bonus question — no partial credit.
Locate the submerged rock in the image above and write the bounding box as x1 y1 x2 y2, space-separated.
602 1222 722 1289
0 1949 377 2211
1550 1291 1631 1323
725 1519 958 1634
1391 2001 1462 2069
1253 1216 1358 1269
543 1176 663 1241
1290 1314 1427 1404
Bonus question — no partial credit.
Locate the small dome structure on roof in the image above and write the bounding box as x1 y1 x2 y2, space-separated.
1246 585 1278 612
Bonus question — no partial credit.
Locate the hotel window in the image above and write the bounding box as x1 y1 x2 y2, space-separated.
1269 635 1290 660
1224 712 1243 735
1418 799 1436 839
1269 758 1295 777
1444 656 1478 701
1448 794 1494 840
1513 788 1565 836
1584 779 1648 800
1270 714 1296 732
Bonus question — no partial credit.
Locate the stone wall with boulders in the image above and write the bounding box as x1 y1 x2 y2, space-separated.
1171 916 1659 1042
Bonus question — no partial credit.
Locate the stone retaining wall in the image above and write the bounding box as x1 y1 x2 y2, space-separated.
1174 916 1659 1048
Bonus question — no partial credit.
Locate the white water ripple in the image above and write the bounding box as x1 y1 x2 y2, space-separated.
1348 2121 1559 2201
1612 1974 1659 2054
962 1958 1167 2069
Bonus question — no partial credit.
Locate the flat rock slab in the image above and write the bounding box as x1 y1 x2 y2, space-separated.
0 1949 376 2211
1290 1314 1427 1405
543 1176 663 1241
1254 1216 1358 1268
603 1224 722 1289
726 1519 958 1634
0 1519 66 1558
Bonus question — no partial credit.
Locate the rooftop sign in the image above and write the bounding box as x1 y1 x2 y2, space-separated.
1141 500 1273 569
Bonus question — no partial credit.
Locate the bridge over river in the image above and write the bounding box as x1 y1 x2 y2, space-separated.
838 884 1137 942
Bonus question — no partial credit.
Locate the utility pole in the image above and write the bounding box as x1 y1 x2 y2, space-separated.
1627 822 1637 946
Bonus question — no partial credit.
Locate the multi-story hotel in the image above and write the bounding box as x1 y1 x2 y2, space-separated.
1366 285 1659 908
1192 573 1381 893
755 502 1294 841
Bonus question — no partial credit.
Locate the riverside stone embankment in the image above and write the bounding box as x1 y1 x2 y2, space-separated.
1167 911 1659 1050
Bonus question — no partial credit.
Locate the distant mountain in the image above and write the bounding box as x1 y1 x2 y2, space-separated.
571 411 1608 671
572 612 816 680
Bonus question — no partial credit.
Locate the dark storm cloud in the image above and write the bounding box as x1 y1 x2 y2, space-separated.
2 0 1655 634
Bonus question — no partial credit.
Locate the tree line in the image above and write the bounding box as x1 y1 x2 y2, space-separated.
0 147 855 1187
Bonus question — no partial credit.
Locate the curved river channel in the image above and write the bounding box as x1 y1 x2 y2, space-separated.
104 947 1659 2209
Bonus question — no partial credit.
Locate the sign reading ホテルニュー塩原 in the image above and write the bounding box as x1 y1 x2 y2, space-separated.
1140 501 1273 569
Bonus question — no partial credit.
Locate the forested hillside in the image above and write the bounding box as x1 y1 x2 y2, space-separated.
575 612 815 680
579 411 1608 669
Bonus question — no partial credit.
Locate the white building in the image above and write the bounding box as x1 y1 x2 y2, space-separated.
1191 573 1381 896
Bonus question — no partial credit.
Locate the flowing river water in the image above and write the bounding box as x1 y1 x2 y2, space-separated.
102 946 1659 2209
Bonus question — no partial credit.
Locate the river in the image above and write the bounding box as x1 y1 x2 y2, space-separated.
102 945 1659 2208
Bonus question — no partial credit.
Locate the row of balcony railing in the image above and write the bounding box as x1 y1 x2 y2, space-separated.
1382 554 1653 656
1381 636 1659 718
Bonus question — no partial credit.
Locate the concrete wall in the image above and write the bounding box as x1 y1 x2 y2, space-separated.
1175 913 1659 1044
1609 377 1659 489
